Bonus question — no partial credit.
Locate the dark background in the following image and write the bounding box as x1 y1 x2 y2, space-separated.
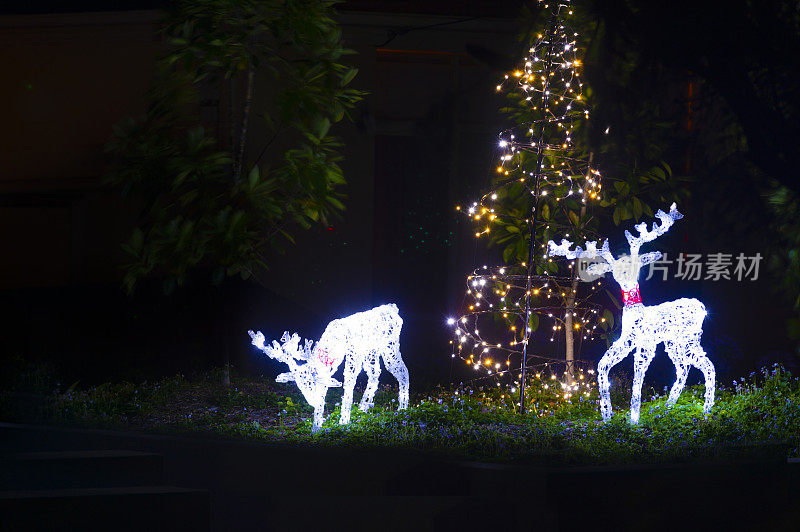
0 0 795 389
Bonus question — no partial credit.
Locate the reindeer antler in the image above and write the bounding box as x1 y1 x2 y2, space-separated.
248 330 266 350
248 329 287 362
625 203 683 255
277 332 312 361
548 239 598 259
249 330 310 362
548 238 614 275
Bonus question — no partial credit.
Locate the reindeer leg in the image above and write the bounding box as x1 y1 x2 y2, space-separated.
359 353 381 412
340 358 358 425
691 343 716 415
598 338 631 421
384 346 409 410
312 403 324 433
665 342 690 407
630 346 655 424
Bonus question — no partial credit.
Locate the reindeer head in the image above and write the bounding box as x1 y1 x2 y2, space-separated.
248 330 341 407
548 203 683 292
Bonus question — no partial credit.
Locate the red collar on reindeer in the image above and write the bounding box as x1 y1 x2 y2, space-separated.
315 346 336 367
622 284 642 307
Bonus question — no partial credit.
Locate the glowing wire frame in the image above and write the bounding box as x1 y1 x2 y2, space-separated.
249 304 409 432
548 204 715 423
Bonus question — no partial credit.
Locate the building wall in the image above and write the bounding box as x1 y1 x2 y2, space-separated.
0 10 161 288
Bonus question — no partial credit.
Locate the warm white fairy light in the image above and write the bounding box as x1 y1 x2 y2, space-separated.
548 204 716 423
449 2 607 393
249 304 409 432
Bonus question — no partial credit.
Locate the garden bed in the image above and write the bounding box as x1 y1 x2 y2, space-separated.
1 365 798 466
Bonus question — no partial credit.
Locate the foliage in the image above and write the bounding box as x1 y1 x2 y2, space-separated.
600 163 686 226
4 364 797 465
106 0 363 292
0 355 61 395
766 183 800 347
584 0 800 196
571 0 800 353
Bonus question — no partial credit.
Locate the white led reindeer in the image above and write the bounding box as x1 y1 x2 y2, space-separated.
548 204 715 423
249 304 409 432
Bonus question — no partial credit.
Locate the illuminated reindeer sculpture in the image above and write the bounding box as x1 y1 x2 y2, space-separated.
548 204 715 423
249 304 409 432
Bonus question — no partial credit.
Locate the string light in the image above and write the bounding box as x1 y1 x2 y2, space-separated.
449 1 605 402
249 304 409 432
548 204 716 423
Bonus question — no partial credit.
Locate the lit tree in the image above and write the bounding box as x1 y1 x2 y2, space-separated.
449 0 606 411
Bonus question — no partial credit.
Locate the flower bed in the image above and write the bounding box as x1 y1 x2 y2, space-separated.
1 365 797 465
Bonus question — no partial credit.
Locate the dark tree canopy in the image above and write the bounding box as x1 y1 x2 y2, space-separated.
106 0 363 293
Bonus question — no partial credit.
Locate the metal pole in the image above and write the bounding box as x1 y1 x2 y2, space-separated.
519 9 558 415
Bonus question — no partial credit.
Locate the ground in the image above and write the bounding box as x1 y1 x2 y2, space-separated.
1 363 798 465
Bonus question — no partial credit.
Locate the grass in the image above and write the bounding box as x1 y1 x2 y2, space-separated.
1 363 798 465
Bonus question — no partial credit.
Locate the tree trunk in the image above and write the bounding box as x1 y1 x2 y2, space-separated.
221 60 255 384
563 152 594 382
564 274 579 382
234 63 255 183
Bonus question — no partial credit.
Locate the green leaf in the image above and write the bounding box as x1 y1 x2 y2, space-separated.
528 312 539 333
248 165 260 189
327 197 345 211
280 230 296 245
340 67 358 87
632 196 643 220
515 237 527 262
568 210 580 227
503 244 515 263
331 100 345 122
305 208 320 222
602 309 614 331
541 203 550 220
318 118 331 139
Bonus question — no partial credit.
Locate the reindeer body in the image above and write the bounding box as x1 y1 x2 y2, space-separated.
549 204 716 423
316 304 408 425
602 296 713 422
621 298 706 347
249 304 408 432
